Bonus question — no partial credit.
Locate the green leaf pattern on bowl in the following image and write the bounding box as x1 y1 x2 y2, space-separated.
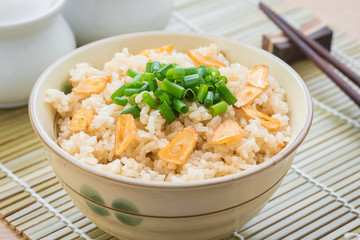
80 185 110 216
80 185 143 226
111 198 143 226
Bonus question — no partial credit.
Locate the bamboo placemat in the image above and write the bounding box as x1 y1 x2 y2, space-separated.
1 0 360 239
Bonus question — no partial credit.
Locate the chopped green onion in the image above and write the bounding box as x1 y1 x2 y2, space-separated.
124 88 140 97
204 91 213 107
158 63 173 79
151 61 161 74
213 92 221 104
208 66 218 75
211 70 220 79
113 97 128 106
173 99 189 114
145 62 153 73
209 101 227 116
215 82 237 105
166 68 185 80
206 84 216 92
142 73 155 81
204 75 212 83
127 68 138 78
154 89 172 106
173 109 180 118
192 86 200 95
130 74 143 87
184 67 198 75
139 82 150 92
160 79 185 99
196 84 208 103
111 84 127 99
158 101 176 124
121 105 141 118
142 92 158 109
148 78 158 92
183 88 196 102
219 76 228 83
197 65 208 78
184 74 201 88
129 94 138 105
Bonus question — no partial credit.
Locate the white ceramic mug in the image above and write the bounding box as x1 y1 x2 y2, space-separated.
62 0 173 46
0 0 76 108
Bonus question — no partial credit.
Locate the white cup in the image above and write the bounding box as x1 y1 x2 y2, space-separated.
0 0 76 108
62 0 173 46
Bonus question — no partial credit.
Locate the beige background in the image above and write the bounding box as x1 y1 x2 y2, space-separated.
1 0 359 239
289 0 360 41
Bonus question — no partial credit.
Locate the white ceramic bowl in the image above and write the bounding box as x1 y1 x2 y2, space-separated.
62 0 173 46
29 32 313 240
0 0 75 108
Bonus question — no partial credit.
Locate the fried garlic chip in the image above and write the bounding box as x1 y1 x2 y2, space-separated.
68 108 94 133
187 49 226 69
234 86 263 108
211 119 243 144
115 114 137 156
242 106 281 131
158 127 198 165
247 65 269 90
138 44 173 57
72 77 108 94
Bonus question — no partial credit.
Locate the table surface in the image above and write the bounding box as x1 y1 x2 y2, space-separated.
1 0 360 239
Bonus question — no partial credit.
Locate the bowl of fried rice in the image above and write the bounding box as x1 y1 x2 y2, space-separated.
29 32 312 240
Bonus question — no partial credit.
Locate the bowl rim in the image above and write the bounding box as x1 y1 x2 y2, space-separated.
29 31 313 189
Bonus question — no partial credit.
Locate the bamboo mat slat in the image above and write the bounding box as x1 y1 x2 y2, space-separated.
1 0 360 239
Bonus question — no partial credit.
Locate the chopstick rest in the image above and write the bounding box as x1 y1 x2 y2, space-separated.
260 2 360 108
262 18 333 64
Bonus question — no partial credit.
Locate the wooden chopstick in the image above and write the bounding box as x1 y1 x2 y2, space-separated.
259 2 360 108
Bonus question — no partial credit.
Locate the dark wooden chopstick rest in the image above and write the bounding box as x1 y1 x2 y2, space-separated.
260 2 360 108
263 18 333 64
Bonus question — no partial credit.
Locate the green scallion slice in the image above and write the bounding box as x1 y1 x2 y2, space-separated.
113 97 128 106
151 61 162 74
127 68 138 78
196 84 208 103
166 68 185 80
158 63 173 79
173 98 189 114
129 94 138 105
158 101 176 124
160 79 185 99
148 78 158 92
203 91 213 107
139 82 150 92
219 76 228 83
183 74 201 88
197 65 208 78
209 101 227 116
124 88 141 97
142 92 158 109
183 88 196 102
213 92 221 104
154 89 172 106
111 84 127 100
145 62 153 73
121 105 141 118
142 72 155 81
184 67 198 76
215 82 237 105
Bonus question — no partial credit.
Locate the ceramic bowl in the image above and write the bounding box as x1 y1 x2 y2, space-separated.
62 0 173 46
29 32 313 240
0 0 75 108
